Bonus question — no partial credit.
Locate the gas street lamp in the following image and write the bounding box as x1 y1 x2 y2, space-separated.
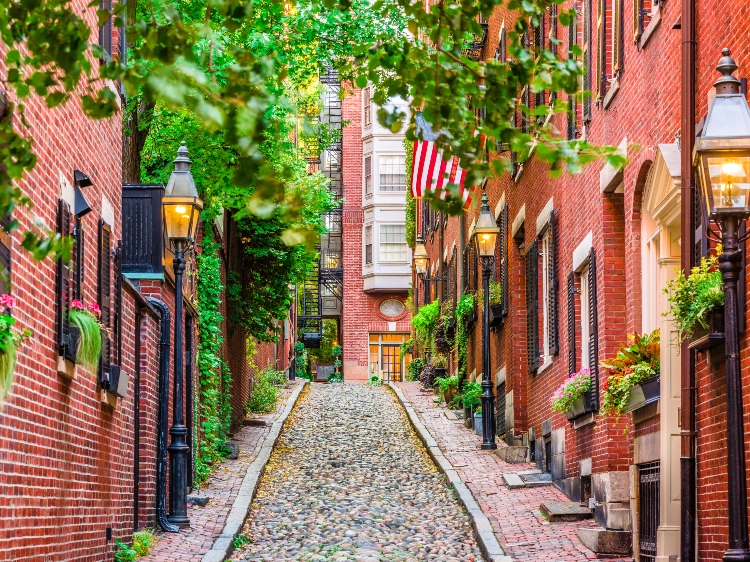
472 192 499 450
162 142 203 528
694 48 750 562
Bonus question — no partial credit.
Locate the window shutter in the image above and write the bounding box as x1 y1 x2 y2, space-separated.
0 216 12 295
451 247 458 307
114 240 123 367
526 239 540 373
567 272 576 373
99 0 113 59
567 17 579 139
597 0 607 98
583 0 592 120
499 205 509 317
500 27 507 62
587 247 600 409
496 382 506 435
72 218 84 301
613 0 623 75
548 211 559 355
98 220 112 384
694 188 708 263
56 200 72 354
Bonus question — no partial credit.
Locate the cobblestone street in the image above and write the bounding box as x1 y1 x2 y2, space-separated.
230 384 484 562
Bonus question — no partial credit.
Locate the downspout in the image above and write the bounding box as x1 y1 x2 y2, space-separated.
680 0 697 557
133 306 142 532
185 314 194 491
146 297 180 533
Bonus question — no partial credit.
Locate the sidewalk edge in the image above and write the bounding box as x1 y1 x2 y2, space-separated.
201 379 308 562
388 382 513 562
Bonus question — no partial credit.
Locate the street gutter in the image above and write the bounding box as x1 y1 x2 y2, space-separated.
201 379 308 562
388 382 513 562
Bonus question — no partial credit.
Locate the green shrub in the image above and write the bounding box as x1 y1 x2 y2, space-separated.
367 375 382 386
460 381 482 409
114 540 136 562
435 374 458 392
406 358 424 381
328 371 344 383
132 530 157 557
247 368 284 414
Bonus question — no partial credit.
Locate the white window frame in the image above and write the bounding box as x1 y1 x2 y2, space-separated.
364 155 373 197
364 225 373 265
363 87 372 127
378 224 407 263
579 264 590 369
536 229 553 374
378 154 406 192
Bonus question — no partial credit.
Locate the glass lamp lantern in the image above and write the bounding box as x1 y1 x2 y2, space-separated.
695 49 750 219
473 193 499 257
163 142 203 243
414 236 429 275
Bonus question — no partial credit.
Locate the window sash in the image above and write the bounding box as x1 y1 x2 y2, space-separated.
580 266 590 369
363 87 372 126
365 156 372 195
379 155 406 192
379 224 407 262
365 225 373 264
541 233 551 362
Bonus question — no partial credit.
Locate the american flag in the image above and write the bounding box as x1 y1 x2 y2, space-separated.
411 112 475 209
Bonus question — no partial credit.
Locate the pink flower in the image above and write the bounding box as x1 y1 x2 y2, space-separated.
71 300 84 311
0 294 15 309
88 302 101 317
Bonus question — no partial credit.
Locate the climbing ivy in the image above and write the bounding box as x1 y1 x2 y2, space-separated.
404 137 416 250
194 200 231 485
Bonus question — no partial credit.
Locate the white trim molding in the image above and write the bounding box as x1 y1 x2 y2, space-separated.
572 231 593 272
511 204 526 238
535 197 554 235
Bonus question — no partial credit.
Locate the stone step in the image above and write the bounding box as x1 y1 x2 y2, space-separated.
540 501 593 522
502 471 553 489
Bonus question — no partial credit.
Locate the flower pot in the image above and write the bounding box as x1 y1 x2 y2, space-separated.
63 325 81 363
443 385 457 404
689 307 725 351
565 395 587 421
624 375 660 414
465 307 478 331
433 367 447 380
489 304 504 327
474 412 483 435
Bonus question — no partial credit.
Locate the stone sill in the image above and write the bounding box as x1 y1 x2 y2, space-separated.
602 78 620 109
639 9 662 49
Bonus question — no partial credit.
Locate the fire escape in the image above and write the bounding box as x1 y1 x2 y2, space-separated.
298 67 344 347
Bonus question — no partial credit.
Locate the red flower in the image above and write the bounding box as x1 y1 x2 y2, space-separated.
0 294 15 309
71 300 84 311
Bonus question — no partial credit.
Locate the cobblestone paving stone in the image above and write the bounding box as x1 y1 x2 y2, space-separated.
140 386 295 562
396 382 634 562
231 384 485 562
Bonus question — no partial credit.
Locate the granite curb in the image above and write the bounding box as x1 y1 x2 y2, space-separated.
388 382 513 562
201 379 308 562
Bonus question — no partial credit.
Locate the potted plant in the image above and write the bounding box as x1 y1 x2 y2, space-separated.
432 354 448 380
69 300 104 370
435 373 459 404
332 344 342 373
474 406 483 435
419 362 437 389
0 294 32 405
600 329 661 417
664 252 724 350
455 294 475 379
550 368 592 421
488 281 504 327
460 381 482 428
407 358 424 382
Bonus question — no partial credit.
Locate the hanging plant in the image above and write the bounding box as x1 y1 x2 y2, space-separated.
664 252 724 343
68 300 103 369
550 368 591 414
454 294 475 378
434 321 452 355
0 294 32 404
411 299 441 352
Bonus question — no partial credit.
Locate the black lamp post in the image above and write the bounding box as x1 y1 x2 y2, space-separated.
162 142 203 528
695 49 750 562
472 193 499 450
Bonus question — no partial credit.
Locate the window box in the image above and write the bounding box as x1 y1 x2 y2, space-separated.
465 306 478 331
62 325 81 364
104 365 129 398
489 304 504 327
688 307 725 352
566 395 587 421
623 375 660 414
446 317 457 339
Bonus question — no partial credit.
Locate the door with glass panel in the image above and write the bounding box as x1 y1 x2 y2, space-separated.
381 345 402 382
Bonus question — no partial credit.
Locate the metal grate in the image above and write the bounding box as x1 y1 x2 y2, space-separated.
638 461 660 562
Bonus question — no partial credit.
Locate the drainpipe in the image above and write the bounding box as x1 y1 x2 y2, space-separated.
133 306 142 532
146 297 180 533
679 0 697 557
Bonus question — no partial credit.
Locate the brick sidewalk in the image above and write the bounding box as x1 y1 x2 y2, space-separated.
396 382 633 562
141 385 297 562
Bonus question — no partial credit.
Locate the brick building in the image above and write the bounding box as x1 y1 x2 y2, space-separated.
0 1 285 558
414 0 750 559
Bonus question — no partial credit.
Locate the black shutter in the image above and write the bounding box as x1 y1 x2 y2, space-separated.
56 200 72 354
452 247 458 307
567 271 576 374
0 216 12 295
99 0 113 59
567 17 578 139
583 0 592 121
526 239 539 373
694 187 708 264
548 211 559 355
72 218 84 301
498 205 509 317
98 220 112 385
496 382 506 435
587 248 600 409
114 240 123 367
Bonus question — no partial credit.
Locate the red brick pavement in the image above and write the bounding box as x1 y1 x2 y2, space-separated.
140 386 294 562
396 382 634 562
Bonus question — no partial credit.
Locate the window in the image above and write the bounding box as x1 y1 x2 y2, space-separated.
634 0 660 44
363 87 372 126
364 155 372 196
365 225 373 265
379 155 406 192
567 13 580 139
379 224 407 262
526 238 540 372
539 211 558 363
495 204 509 319
579 265 590 369
582 0 592 121
597 0 623 101
99 0 113 60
